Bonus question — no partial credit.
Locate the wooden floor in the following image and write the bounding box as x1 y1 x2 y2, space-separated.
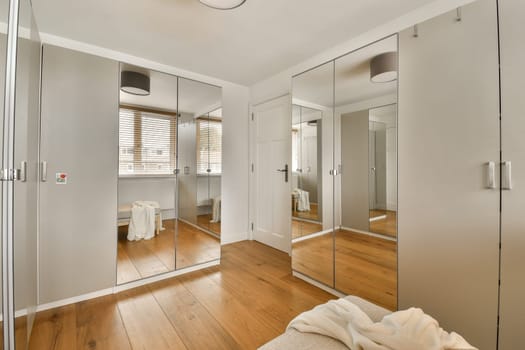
292 202 319 221
117 220 220 284
369 210 397 238
27 241 334 350
291 219 323 239
196 214 221 235
292 229 397 310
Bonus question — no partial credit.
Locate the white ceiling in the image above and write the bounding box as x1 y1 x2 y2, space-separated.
32 0 436 85
119 63 221 115
293 35 397 109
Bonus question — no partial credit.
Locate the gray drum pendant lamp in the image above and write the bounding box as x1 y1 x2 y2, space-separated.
121 71 150 96
199 0 246 10
370 52 398 83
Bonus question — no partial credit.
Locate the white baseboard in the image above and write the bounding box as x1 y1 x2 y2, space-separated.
340 226 397 242
292 271 345 298
114 259 220 293
369 215 387 222
178 218 221 240
37 288 115 313
292 228 333 244
292 216 322 225
7 259 220 320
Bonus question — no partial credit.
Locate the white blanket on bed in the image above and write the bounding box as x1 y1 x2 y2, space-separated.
127 201 157 241
288 298 477 350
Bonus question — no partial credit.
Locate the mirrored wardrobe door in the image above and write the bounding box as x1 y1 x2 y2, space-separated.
176 77 221 270
291 60 335 288
207 108 222 236
116 65 178 284
334 35 398 310
196 112 211 232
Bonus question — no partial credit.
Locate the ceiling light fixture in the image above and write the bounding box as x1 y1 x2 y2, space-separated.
199 0 246 10
120 71 150 96
370 52 398 83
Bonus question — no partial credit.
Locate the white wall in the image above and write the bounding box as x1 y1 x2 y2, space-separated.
221 84 250 244
118 177 177 219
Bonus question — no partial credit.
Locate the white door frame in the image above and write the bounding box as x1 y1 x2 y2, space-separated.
249 94 292 253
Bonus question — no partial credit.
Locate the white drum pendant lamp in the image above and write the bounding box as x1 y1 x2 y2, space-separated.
370 52 398 83
199 0 246 10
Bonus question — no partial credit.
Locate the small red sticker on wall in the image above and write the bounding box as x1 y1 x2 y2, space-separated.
56 173 68 184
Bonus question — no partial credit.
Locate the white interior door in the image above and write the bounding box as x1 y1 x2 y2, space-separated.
252 96 291 253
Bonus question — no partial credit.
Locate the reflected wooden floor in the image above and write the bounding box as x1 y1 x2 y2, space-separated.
292 229 397 310
292 202 319 221
292 233 334 287
117 220 220 284
292 219 323 239
196 214 221 235
117 220 176 284
335 229 397 310
28 241 334 350
369 210 397 238
176 220 220 270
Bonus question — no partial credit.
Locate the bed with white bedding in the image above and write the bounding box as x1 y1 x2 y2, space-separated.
259 295 476 350
259 296 390 350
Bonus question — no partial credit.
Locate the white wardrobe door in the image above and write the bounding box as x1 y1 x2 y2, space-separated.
398 1 500 349
39 45 119 303
499 1 525 348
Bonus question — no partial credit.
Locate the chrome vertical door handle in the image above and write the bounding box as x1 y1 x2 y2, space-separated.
41 161 47 182
486 161 496 189
18 161 27 182
502 161 512 190
277 164 288 182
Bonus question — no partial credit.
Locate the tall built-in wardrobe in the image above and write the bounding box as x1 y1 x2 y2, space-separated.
399 0 523 349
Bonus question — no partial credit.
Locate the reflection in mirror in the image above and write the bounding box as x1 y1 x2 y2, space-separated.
292 105 322 226
291 61 334 287
335 35 397 310
195 107 222 236
0 0 6 338
177 77 221 270
117 64 178 284
368 105 397 238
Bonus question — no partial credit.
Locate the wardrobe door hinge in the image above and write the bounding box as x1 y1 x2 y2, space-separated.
251 222 254 231
251 163 254 172
251 113 254 121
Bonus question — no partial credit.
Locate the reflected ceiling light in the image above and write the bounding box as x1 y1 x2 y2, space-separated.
120 71 150 96
370 52 398 83
199 0 246 10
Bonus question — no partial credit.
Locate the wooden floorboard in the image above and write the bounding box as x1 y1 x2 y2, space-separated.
28 241 334 350
117 219 220 284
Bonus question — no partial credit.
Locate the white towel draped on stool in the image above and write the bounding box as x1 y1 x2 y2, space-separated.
293 188 310 212
127 201 159 241
210 196 221 223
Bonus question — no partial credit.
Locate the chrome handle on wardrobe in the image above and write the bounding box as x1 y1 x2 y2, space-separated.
502 161 512 190
18 161 27 182
486 161 496 189
41 161 47 182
